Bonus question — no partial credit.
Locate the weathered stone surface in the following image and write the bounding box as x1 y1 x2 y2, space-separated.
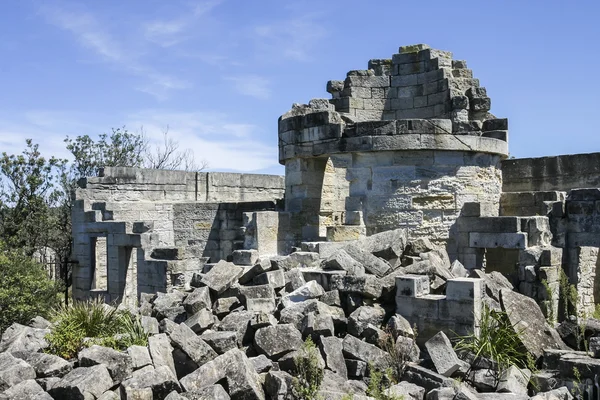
278 299 319 331
348 306 385 337
148 333 177 376
170 323 218 367
200 260 244 294
128 345 153 370
180 384 231 399
179 349 265 400
425 332 461 377
78 344 133 383
184 308 216 333
497 366 531 395
200 330 237 354
1 379 53 400
0 324 49 354
330 275 383 299
254 324 303 360
264 371 293 400
301 312 335 338
324 249 366 276
121 365 181 400
183 287 212 315
49 364 113 400
284 269 306 291
281 281 325 307
0 352 35 386
500 289 567 358
385 381 426 400
24 352 72 378
319 336 348 379
344 246 391 277
253 269 285 289
342 334 391 371
217 311 254 346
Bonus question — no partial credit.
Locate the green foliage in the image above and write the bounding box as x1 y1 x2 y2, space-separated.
454 304 528 385
541 279 556 325
0 245 62 333
593 304 600 320
572 367 583 400
292 337 324 400
559 270 578 319
366 366 403 400
65 127 145 179
378 324 417 381
45 299 148 359
0 140 66 255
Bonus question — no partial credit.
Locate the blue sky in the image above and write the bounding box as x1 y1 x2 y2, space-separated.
1 0 599 175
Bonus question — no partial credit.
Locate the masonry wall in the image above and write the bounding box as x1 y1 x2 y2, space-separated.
502 153 600 193
71 167 285 304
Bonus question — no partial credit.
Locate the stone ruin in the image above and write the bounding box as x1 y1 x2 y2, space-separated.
2 43 590 398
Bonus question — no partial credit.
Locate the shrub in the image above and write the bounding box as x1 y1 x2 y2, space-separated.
454 304 528 386
45 299 148 359
366 366 403 400
292 337 324 400
378 325 417 381
0 245 62 333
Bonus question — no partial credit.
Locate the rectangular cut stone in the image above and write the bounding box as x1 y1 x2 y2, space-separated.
446 278 484 301
469 232 527 249
396 275 430 297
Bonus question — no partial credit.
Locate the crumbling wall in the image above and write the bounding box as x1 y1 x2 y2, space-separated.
71 168 284 304
278 44 508 254
502 153 600 193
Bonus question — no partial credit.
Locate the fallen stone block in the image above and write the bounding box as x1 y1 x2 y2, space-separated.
345 246 391 277
120 365 181 400
330 274 383 299
232 249 259 266
342 334 391 371
0 352 35 386
284 268 306 291
301 312 335 339
179 348 265 400
425 332 462 377
324 249 366 276
497 365 531 395
348 305 385 337
200 260 244 294
273 251 320 271
0 323 49 354
239 258 273 284
319 336 347 379
23 352 72 378
184 308 216 333
216 311 254 346
253 269 285 289
254 324 303 360
49 364 113 400
281 280 325 307
385 381 426 400
169 323 217 367
500 289 568 359
200 330 238 354
1 379 53 400
128 345 152 370
148 333 177 376
182 287 212 315
264 371 293 400
78 344 133 383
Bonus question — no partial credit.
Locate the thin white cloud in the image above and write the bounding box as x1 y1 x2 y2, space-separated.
126 110 278 171
225 75 271 99
143 0 223 47
253 12 328 62
0 109 280 173
37 4 191 100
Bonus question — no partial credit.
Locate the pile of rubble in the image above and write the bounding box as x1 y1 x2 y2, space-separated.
0 228 592 399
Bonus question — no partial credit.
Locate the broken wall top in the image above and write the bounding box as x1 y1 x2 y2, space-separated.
278 44 508 164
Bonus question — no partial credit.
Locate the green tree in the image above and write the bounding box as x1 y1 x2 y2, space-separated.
0 139 65 255
0 243 62 333
64 127 145 179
